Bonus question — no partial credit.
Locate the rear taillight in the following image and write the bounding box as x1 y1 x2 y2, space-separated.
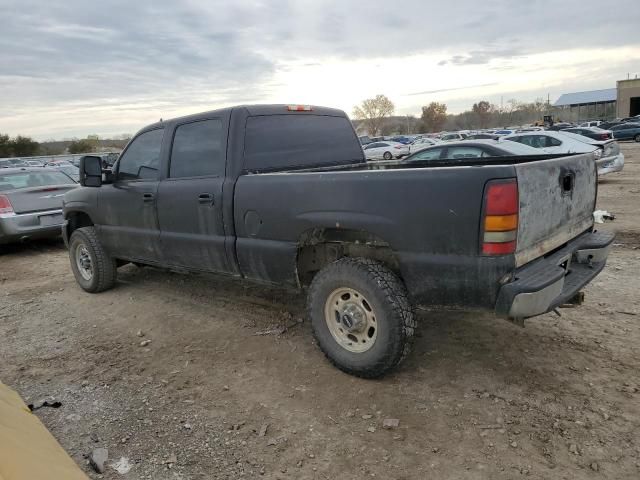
600 134 609 140
481 179 518 255
0 195 14 215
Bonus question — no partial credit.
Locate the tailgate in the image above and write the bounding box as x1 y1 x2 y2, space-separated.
514 153 596 267
6 185 75 214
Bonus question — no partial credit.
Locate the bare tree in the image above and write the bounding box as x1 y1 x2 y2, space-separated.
352 95 395 136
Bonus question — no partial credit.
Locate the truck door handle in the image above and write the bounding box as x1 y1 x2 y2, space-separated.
142 193 155 202
198 193 214 205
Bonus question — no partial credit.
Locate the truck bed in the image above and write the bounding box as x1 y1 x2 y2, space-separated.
234 152 597 309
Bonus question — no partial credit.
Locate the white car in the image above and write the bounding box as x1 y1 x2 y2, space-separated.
408 137 441 154
501 131 624 176
403 139 548 162
579 120 603 128
439 132 467 142
363 141 409 160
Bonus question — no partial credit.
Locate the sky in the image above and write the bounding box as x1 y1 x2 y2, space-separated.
1 0 639 140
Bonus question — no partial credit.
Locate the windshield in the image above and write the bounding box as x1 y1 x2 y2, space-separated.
0 170 75 191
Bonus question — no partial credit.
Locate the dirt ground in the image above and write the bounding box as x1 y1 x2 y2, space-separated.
1 144 639 480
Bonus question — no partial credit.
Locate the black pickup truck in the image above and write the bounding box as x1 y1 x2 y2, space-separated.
62 104 613 377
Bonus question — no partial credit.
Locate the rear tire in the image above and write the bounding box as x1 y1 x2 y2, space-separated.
634 134 640 143
69 226 117 293
308 257 416 378
383 151 393 160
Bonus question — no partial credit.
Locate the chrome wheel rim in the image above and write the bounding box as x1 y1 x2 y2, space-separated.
324 287 377 353
75 244 93 281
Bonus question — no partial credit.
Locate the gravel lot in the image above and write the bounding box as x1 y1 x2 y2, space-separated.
1 143 639 479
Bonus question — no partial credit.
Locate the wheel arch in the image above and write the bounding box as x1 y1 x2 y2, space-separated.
296 227 401 287
65 210 94 240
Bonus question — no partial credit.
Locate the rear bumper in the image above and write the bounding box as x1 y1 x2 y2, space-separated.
0 209 64 244
596 153 624 176
495 230 614 319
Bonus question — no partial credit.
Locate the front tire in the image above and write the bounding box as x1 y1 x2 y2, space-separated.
308 258 416 378
383 151 393 160
69 226 117 293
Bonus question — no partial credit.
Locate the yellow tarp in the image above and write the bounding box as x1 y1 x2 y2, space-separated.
0 381 89 480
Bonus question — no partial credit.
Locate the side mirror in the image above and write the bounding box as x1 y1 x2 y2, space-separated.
79 155 103 187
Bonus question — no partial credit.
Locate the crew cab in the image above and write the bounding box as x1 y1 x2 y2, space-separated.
63 104 613 378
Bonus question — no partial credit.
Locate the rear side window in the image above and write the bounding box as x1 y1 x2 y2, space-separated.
170 119 224 178
0 171 74 191
445 146 486 159
408 148 443 161
514 135 549 148
546 136 562 147
243 115 363 172
117 129 164 181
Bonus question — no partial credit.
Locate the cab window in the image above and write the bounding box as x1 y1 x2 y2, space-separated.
117 129 164 181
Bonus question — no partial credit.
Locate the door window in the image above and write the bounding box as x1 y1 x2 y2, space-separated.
170 119 224 178
117 129 164 181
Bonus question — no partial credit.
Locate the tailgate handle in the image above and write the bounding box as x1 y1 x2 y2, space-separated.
561 172 574 194
142 193 155 202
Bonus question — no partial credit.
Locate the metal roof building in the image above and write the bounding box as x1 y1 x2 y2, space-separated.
554 88 617 107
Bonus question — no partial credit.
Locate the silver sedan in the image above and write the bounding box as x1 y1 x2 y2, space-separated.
0 167 77 245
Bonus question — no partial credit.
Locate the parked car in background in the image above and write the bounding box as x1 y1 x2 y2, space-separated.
0 158 28 168
358 135 372 145
439 132 467 142
465 133 500 140
408 136 440 154
503 131 624 176
516 127 545 133
403 140 545 162
25 160 44 167
598 121 622 130
388 136 414 145
363 141 409 160
579 121 603 128
609 122 640 142
0 167 77 244
561 126 612 141
493 129 516 136
548 122 575 131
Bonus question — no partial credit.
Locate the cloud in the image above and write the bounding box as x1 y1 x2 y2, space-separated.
0 0 639 138
406 83 499 96
438 48 523 66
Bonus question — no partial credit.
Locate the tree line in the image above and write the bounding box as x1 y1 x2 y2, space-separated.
0 133 131 158
352 94 576 136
